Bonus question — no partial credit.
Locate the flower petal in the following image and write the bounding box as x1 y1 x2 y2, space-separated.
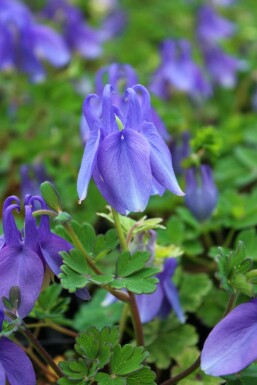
97 129 152 212
77 127 100 202
101 84 118 136
0 361 5 384
162 279 185 323
141 122 184 196
136 284 163 323
201 298 257 376
124 88 141 131
2 204 21 247
0 338 36 385
0 246 44 318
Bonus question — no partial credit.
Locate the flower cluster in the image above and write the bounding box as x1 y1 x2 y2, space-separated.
0 0 70 81
77 83 184 214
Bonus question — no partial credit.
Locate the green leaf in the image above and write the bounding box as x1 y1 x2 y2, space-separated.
144 316 198 369
117 251 150 277
95 373 126 385
111 345 148 375
179 273 213 312
235 229 257 260
223 363 257 385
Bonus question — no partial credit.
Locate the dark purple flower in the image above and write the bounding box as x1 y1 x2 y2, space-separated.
0 195 75 317
0 309 36 384
202 44 243 88
103 258 184 324
201 298 257 376
150 39 211 101
185 165 218 222
0 0 70 81
93 63 170 140
170 132 191 175
20 163 49 198
77 84 183 214
197 5 235 43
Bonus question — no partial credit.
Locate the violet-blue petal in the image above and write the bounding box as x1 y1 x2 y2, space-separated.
201 298 257 376
141 122 184 196
77 127 100 202
162 279 185 323
124 88 142 131
82 94 102 132
24 205 39 253
101 85 118 136
151 108 171 141
0 309 4 331
0 246 44 318
132 84 151 122
75 287 91 300
30 24 70 66
0 337 36 385
0 362 5 384
0 24 14 70
2 204 21 247
136 284 163 323
40 232 72 276
97 129 152 212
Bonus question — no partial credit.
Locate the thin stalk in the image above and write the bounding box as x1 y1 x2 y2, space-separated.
111 208 144 346
47 321 78 338
223 292 238 317
32 209 57 219
119 304 130 342
21 325 63 378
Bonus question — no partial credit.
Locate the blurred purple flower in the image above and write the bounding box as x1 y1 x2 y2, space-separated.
197 5 235 43
201 298 257 376
202 44 243 88
0 309 36 384
20 163 49 198
211 0 236 6
150 39 211 101
44 0 125 59
77 84 183 214
103 258 185 324
185 165 218 221
0 0 70 81
0 195 78 317
170 132 191 175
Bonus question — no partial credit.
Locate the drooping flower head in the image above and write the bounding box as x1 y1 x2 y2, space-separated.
0 0 70 81
170 132 191 176
201 298 257 376
0 195 75 318
77 84 184 214
150 39 211 101
20 163 49 198
197 5 235 43
185 165 218 221
0 309 36 384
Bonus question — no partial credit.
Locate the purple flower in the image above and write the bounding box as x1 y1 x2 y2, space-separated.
185 165 218 222
94 63 170 140
201 298 257 376
20 163 49 198
103 258 185 324
0 309 36 385
43 0 123 59
202 44 243 88
77 84 183 214
197 5 235 43
170 132 191 175
0 0 70 81
150 39 211 101
210 0 236 6
0 195 74 317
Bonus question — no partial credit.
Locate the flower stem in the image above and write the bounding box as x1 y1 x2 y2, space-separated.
111 208 144 346
21 324 63 378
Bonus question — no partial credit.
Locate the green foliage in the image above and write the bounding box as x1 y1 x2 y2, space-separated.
31 284 71 324
216 241 254 296
109 251 159 294
190 126 222 165
73 289 123 331
58 326 156 385
144 316 198 369
40 181 63 212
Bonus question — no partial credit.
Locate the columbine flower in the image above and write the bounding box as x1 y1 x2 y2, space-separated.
170 132 190 176
103 257 185 324
197 5 235 43
77 84 183 214
0 309 36 385
0 195 76 317
93 63 170 140
0 0 70 81
150 39 211 101
20 163 49 198
202 44 243 88
201 298 257 376
43 0 123 59
185 165 218 222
